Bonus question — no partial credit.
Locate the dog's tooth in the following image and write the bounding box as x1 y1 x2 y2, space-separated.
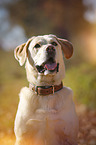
44 70 49 75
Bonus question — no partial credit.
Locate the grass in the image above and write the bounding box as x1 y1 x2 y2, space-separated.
64 63 96 109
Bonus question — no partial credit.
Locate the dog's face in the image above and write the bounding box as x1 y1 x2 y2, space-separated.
14 34 73 86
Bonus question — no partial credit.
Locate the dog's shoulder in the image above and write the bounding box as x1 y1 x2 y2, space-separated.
19 87 34 100
59 86 73 99
63 86 73 94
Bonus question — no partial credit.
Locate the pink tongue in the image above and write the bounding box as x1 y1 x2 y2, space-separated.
44 63 57 70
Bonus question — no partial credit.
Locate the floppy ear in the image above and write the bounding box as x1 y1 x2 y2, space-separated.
14 38 33 66
58 38 73 59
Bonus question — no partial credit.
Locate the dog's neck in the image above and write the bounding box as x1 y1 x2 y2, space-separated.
29 82 63 95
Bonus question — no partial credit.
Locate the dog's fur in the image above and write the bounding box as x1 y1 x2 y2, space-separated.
14 34 79 145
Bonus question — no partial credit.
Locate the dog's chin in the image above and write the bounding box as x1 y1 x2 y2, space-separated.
35 59 59 75
43 69 58 75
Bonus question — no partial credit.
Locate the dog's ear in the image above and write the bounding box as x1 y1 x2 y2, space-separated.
58 38 73 59
14 37 34 66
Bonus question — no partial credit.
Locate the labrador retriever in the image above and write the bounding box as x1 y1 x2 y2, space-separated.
14 34 79 145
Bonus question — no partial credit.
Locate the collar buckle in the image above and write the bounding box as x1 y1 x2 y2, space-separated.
35 86 38 95
52 85 55 94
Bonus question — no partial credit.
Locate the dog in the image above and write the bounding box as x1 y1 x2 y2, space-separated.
14 34 79 145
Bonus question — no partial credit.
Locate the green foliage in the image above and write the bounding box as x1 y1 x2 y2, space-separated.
64 63 96 109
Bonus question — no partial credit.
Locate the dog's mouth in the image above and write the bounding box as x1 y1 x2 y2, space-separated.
36 58 59 74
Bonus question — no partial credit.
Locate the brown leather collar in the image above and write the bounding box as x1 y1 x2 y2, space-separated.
29 82 63 95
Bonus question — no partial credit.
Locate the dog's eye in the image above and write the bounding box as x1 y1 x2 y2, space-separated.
34 44 41 48
51 42 58 46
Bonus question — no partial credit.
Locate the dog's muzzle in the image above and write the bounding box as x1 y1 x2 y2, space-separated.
46 45 56 58
35 45 59 74
36 59 59 74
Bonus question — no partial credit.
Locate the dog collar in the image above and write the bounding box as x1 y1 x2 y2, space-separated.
29 82 63 95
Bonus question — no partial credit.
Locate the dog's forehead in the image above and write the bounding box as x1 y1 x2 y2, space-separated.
32 35 57 44
43 35 57 41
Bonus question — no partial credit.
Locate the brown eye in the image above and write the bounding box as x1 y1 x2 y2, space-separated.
51 42 57 46
34 44 41 48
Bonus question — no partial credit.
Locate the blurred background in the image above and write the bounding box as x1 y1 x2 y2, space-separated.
0 0 96 144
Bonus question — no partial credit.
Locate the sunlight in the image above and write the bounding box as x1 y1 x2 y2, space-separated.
82 30 96 63
0 134 15 145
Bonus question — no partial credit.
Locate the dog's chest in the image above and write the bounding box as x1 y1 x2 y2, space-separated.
15 87 78 144
25 93 63 134
22 87 71 121
30 93 62 117
39 94 60 110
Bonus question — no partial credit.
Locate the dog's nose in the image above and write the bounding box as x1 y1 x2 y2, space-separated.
46 46 55 54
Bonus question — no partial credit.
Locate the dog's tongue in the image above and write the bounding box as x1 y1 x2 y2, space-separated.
44 62 57 70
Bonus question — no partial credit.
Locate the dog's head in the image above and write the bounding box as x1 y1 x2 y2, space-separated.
14 34 73 86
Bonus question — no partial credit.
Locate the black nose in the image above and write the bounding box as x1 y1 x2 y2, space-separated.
46 46 55 53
